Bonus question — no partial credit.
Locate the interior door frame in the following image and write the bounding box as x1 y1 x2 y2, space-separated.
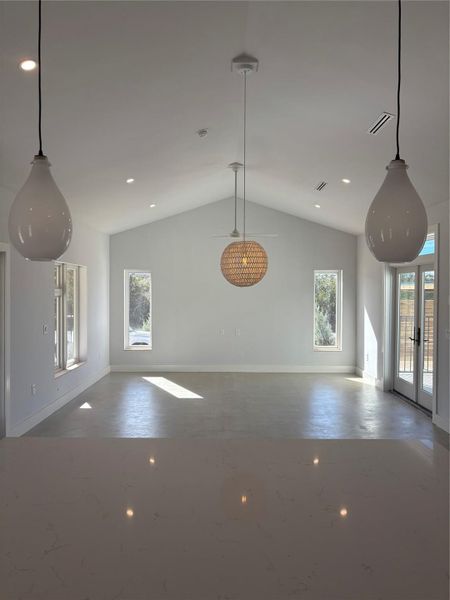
0 242 11 438
383 225 439 415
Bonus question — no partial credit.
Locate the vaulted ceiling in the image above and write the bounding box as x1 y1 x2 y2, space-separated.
1 1 448 235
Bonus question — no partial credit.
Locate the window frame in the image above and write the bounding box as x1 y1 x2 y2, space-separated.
313 269 343 352
124 269 152 351
54 262 81 372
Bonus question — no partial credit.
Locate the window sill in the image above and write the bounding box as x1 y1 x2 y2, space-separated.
313 347 342 352
124 346 152 351
54 361 87 378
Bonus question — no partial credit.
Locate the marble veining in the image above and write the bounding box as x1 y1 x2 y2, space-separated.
0 438 448 599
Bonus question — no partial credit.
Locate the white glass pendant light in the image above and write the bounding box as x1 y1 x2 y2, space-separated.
365 0 427 263
9 0 72 261
221 55 268 287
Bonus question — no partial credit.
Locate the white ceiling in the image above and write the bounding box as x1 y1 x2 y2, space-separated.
1 1 448 235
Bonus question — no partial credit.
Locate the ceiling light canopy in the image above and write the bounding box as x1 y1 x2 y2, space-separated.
365 0 427 263
20 59 37 71
9 0 72 261
221 55 268 287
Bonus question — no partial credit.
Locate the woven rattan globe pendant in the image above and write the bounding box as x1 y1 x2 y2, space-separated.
221 240 268 287
221 54 268 288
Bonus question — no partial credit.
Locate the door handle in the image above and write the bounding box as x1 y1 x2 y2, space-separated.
409 327 421 346
409 327 420 346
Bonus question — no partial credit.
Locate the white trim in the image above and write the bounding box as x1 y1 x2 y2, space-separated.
8 366 111 437
0 243 11 437
355 367 384 389
111 364 356 374
432 413 450 434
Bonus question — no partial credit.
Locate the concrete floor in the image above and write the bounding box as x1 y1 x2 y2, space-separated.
27 372 437 440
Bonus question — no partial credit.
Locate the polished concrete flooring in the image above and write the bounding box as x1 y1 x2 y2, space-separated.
5 373 448 599
27 372 436 439
1 437 448 599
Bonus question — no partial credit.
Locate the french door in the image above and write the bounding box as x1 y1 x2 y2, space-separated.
394 265 435 411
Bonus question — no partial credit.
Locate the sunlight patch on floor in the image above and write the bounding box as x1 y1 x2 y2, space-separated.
79 402 92 409
143 377 203 399
345 376 375 386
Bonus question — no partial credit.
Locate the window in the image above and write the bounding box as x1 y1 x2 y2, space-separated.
124 270 152 350
419 232 435 256
314 270 342 351
54 262 82 371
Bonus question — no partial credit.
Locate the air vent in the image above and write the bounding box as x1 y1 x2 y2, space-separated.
315 181 327 192
367 112 395 135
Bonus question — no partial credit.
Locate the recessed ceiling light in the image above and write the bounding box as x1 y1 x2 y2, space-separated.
20 59 37 71
126 178 135 184
150 203 156 208
341 178 351 184
314 203 321 209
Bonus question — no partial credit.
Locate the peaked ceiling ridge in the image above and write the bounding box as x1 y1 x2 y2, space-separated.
109 194 358 238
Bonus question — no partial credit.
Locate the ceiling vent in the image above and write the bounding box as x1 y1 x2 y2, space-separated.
315 181 327 192
367 112 395 135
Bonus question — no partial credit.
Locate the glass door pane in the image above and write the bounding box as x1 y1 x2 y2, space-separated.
420 269 435 399
394 268 418 402
397 271 416 385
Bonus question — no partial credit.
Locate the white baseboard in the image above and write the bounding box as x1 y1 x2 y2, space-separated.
355 367 384 389
8 366 111 437
111 364 356 374
432 413 450 434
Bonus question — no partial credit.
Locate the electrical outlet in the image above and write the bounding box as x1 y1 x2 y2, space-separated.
31 384 37 396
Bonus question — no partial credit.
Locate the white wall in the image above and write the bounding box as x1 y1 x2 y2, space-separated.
110 199 357 371
356 200 449 431
356 236 385 385
0 192 110 435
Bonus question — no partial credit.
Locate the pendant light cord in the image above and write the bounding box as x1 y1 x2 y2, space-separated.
234 167 238 231
38 0 43 156
395 0 401 160
243 70 247 241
